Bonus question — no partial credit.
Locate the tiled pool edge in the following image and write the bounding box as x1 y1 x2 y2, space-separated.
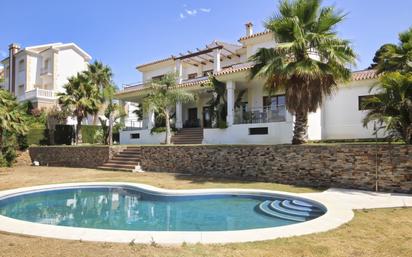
0 182 366 244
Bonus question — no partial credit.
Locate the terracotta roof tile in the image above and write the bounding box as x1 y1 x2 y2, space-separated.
117 67 378 97
136 57 174 69
214 62 255 76
238 31 271 42
351 69 378 81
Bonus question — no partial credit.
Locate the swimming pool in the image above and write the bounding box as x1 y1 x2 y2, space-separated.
0 183 344 244
0 185 325 231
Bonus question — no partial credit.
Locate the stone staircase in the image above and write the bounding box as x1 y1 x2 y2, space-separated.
172 128 204 144
97 147 141 172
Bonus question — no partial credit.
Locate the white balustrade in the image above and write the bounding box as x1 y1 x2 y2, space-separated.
17 88 57 102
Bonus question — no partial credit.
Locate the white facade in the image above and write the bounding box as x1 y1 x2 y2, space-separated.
116 24 380 145
1 42 91 109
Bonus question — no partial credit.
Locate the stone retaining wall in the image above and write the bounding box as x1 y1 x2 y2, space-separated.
29 144 412 193
137 145 411 193
29 146 126 168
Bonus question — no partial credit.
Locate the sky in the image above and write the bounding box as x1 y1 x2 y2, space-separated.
1 0 412 88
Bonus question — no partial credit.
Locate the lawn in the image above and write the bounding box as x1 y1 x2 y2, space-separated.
0 166 411 257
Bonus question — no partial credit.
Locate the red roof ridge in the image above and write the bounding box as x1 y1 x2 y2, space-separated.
238 31 271 42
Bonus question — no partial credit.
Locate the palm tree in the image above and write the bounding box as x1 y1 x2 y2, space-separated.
85 61 116 144
250 0 356 144
207 76 246 128
370 27 412 74
363 72 412 144
99 85 126 145
143 73 195 144
58 73 100 144
84 61 113 124
0 89 28 166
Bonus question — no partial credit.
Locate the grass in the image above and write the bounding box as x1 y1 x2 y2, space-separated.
0 166 411 257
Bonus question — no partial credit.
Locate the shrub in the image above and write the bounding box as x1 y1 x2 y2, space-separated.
81 125 103 144
150 126 177 134
26 128 48 146
0 134 17 167
17 133 29 150
217 120 228 129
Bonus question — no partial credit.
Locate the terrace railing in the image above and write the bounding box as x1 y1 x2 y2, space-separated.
122 119 148 131
234 106 287 124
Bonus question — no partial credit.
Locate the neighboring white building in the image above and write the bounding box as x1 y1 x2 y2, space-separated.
116 23 380 145
1 42 92 109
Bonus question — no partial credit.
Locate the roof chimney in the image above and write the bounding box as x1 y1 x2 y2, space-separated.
8 43 20 94
8 43 20 56
245 22 254 37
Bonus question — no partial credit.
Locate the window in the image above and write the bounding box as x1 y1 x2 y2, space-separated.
263 95 285 110
188 73 197 79
358 95 379 110
44 58 50 70
249 127 268 135
241 102 248 112
203 70 213 77
18 59 25 72
130 133 140 139
152 75 165 81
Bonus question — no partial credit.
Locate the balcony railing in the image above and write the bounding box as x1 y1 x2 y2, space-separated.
17 88 57 102
122 119 148 131
40 67 52 75
234 106 287 124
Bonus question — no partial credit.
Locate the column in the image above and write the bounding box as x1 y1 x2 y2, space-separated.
226 80 235 126
213 48 221 73
147 108 155 130
175 59 183 84
176 101 183 129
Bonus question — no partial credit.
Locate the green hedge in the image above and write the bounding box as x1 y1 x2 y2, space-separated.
27 128 48 145
81 125 102 144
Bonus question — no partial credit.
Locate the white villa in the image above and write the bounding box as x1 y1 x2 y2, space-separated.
115 23 379 145
1 42 92 109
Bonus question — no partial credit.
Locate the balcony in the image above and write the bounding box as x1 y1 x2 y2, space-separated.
17 88 57 102
40 67 52 76
234 106 287 124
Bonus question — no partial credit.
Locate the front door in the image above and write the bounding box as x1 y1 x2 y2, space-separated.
186 108 199 127
203 106 212 128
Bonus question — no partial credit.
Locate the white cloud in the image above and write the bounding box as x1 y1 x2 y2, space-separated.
199 8 211 13
179 6 211 20
185 9 197 16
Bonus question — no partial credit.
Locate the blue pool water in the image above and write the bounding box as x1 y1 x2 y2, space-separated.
0 186 325 231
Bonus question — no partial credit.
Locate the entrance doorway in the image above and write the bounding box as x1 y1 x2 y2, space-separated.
203 106 212 128
185 108 199 128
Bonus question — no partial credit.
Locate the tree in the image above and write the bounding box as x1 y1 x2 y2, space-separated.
206 76 246 128
370 27 412 74
45 106 71 145
143 73 195 144
85 61 117 144
58 73 100 144
99 93 126 145
250 0 356 144
0 89 29 166
363 72 412 144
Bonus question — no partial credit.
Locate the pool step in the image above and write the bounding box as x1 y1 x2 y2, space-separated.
281 200 323 213
258 201 306 222
270 200 317 217
257 199 324 222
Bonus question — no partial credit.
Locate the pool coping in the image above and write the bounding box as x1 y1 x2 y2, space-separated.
0 182 354 244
